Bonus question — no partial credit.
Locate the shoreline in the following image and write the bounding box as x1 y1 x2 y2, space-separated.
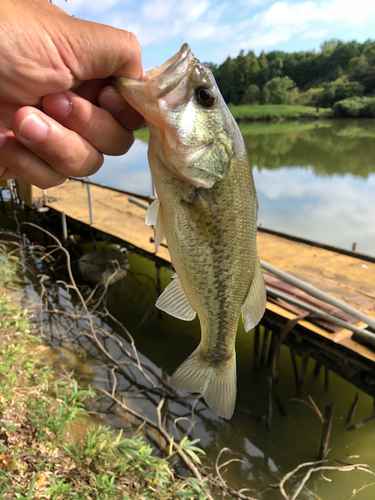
228 104 334 122
0 251 209 499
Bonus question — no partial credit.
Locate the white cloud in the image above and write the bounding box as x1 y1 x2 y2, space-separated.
109 0 233 48
231 0 375 52
242 0 270 5
55 0 375 64
254 168 375 251
141 0 174 21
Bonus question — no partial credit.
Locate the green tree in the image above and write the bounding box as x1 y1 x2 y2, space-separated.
203 62 217 73
241 84 261 104
212 38 375 105
335 81 364 101
262 76 295 104
362 40 375 64
282 51 317 90
225 50 261 104
258 51 268 69
349 56 370 83
214 56 236 103
315 82 336 108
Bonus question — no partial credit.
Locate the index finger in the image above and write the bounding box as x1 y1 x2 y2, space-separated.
66 19 143 81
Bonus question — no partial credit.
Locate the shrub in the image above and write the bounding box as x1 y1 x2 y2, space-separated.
333 96 375 117
241 84 261 105
335 81 364 101
262 76 296 105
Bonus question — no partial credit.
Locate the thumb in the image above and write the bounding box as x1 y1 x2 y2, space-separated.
62 17 143 82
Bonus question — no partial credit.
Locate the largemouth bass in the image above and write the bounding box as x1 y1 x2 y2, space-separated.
114 44 266 419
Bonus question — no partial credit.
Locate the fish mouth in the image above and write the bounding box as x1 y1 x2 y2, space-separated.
112 43 196 99
145 43 192 81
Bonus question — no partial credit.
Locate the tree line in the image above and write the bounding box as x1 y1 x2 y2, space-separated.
206 39 375 108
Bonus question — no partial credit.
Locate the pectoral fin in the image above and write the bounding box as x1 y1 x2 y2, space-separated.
180 189 221 240
146 198 165 251
156 275 196 321
241 258 267 331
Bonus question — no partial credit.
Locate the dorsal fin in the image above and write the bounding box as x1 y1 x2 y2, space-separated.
156 275 196 321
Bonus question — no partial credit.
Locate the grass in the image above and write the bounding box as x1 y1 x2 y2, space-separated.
238 119 333 136
0 250 208 499
229 104 333 121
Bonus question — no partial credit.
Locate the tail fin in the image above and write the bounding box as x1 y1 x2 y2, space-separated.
170 349 236 419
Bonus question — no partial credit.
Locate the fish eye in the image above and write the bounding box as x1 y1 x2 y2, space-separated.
196 86 216 108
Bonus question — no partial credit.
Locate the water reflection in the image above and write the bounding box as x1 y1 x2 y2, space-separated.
91 140 152 195
25 250 375 500
93 119 375 255
243 119 375 178
243 119 375 255
254 168 375 254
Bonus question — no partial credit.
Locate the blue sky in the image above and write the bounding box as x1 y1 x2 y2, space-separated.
55 0 375 70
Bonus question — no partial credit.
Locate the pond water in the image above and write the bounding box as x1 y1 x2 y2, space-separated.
92 118 375 256
5 117 375 499
17 249 375 500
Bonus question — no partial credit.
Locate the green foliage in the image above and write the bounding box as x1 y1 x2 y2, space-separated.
15 476 39 500
314 82 336 108
0 261 209 500
29 379 94 438
241 84 261 105
240 118 375 178
262 76 296 104
333 96 375 117
209 38 375 108
229 104 332 121
134 126 150 142
45 476 74 499
179 436 206 464
65 425 208 499
0 247 22 289
335 81 364 101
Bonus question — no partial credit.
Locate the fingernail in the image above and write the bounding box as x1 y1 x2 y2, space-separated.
19 113 48 142
100 88 125 112
0 131 5 148
43 93 72 120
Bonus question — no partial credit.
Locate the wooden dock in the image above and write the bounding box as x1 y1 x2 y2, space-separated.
20 177 375 395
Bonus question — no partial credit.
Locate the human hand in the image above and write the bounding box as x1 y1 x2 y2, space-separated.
0 0 145 189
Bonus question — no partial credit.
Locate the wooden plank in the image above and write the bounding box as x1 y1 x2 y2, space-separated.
32 179 375 317
266 301 375 363
30 178 375 365
15 179 33 208
33 179 171 262
257 231 375 319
